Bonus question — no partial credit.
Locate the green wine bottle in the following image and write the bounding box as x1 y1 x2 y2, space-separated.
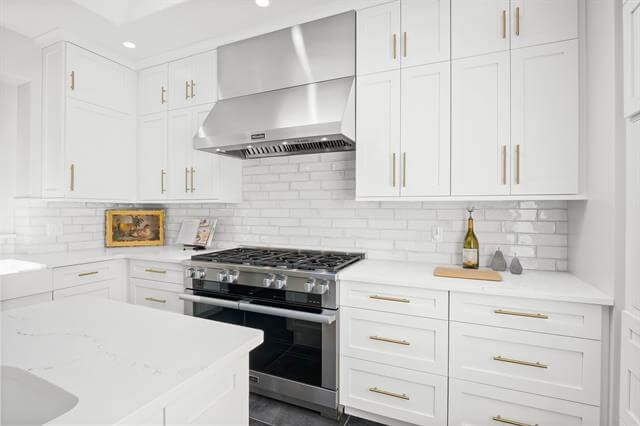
463 208 479 269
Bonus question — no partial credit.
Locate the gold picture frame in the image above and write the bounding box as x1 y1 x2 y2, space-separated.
105 209 165 247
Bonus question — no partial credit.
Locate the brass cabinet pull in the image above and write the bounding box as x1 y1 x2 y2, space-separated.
392 153 397 187
501 145 507 185
493 415 537 426
502 10 507 39
392 33 397 59
70 164 75 191
78 271 98 277
403 32 407 57
402 152 407 187
515 7 521 36
190 167 195 192
70 71 75 90
185 81 190 100
369 387 410 400
145 268 167 274
494 309 548 319
493 355 548 369
160 169 166 193
161 86 167 104
190 80 195 98
369 335 410 346
145 297 167 304
369 295 410 303
515 144 521 184
185 167 189 192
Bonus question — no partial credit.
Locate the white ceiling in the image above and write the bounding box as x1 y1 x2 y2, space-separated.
0 0 382 65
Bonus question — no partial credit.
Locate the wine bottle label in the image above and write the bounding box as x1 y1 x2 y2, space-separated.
462 248 478 265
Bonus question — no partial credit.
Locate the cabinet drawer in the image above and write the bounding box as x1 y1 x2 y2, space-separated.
341 306 447 374
53 278 126 302
129 260 184 284
340 357 447 426
451 292 602 340
53 260 124 290
449 378 600 426
340 281 448 319
450 322 601 405
131 278 184 314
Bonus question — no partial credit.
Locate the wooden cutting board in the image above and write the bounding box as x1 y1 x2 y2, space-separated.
433 266 503 282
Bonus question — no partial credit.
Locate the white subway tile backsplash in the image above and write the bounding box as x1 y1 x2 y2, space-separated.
9 152 569 270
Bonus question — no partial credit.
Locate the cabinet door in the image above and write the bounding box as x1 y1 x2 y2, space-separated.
66 43 134 114
401 62 450 196
357 2 401 75
189 103 219 199
168 56 193 110
620 310 640 426
66 99 135 200
401 0 451 67
189 51 217 106
356 71 401 198
138 113 168 201
510 0 578 50
138 65 168 115
53 279 126 302
452 0 510 59
167 108 193 199
624 0 640 117
628 115 640 314
511 40 578 195
452 52 510 196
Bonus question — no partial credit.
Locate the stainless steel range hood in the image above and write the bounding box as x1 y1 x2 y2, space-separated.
194 11 356 159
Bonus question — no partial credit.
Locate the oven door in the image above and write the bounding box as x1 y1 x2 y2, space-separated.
179 291 337 392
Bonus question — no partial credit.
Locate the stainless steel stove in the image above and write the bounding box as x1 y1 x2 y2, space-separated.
180 247 364 418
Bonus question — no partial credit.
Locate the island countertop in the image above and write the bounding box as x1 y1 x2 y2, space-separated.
1 297 263 424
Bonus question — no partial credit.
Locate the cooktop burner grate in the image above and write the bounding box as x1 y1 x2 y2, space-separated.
192 247 364 272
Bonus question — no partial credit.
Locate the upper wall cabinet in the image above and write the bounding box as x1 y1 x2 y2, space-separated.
452 0 578 59
43 42 136 201
167 51 217 110
624 0 640 117
357 0 450 75
138 64 168 116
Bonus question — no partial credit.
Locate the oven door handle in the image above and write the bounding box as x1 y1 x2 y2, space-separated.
238 301 336 324
178 294 241 310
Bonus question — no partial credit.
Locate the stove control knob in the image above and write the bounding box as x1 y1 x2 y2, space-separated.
227 270 239 283
194 268 206 280
185 268 196 279
314 280 330 295
304 278 316 293
263 273 276 288
274 275 287 289
217 270 229 282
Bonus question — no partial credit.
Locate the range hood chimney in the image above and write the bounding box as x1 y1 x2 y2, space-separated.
194 11 356 159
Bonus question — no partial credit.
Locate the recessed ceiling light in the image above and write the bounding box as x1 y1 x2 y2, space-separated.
122 41 136 49
255 0 270 7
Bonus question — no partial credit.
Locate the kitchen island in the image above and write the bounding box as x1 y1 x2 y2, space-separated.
1 296 263 425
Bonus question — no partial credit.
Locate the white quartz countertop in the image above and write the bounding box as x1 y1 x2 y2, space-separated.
0 259 47 276
2 246 219 269
1 297 263 424
337 260 614 306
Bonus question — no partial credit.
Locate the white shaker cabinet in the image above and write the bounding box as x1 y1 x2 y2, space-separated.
138 64 168 116
137 113 168 201
356 71 401 197
357 0 450 75
168 51 217 110
510 40 579 195
624 0 640 117
452 0 510 59
452 52 510 196
620 310 640 426
510 0 578 50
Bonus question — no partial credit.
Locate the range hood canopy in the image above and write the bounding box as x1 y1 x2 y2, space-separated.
194 11 356 159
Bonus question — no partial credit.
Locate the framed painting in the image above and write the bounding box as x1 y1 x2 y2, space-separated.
105 209 165 247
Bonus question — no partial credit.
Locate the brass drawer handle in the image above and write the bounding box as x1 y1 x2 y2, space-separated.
369 335 410 346
70 164 75 191
403 31 407 57
502 10 507 39
494 309 548 319
369 295 410 303
369 387 409 400
515 6 521 36
185 167 189 192
160 169 166 193
392 33 397 59
78 271 98 277
493 355 548 369
185 80 190 100
493 415 537 426
190 80 195 98
515 144 521 184
501 145 507 185
402 152 406 187
145 297 167 304
190 167 195 192
70 70 75 90
145 268 167 274
392 153 397 187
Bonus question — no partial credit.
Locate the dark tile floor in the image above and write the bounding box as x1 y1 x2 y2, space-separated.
249 393 386 426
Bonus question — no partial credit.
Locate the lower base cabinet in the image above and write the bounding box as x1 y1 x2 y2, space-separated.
449 379 600 426
52 260 127 302
620 310 640 426
130 278 184 314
